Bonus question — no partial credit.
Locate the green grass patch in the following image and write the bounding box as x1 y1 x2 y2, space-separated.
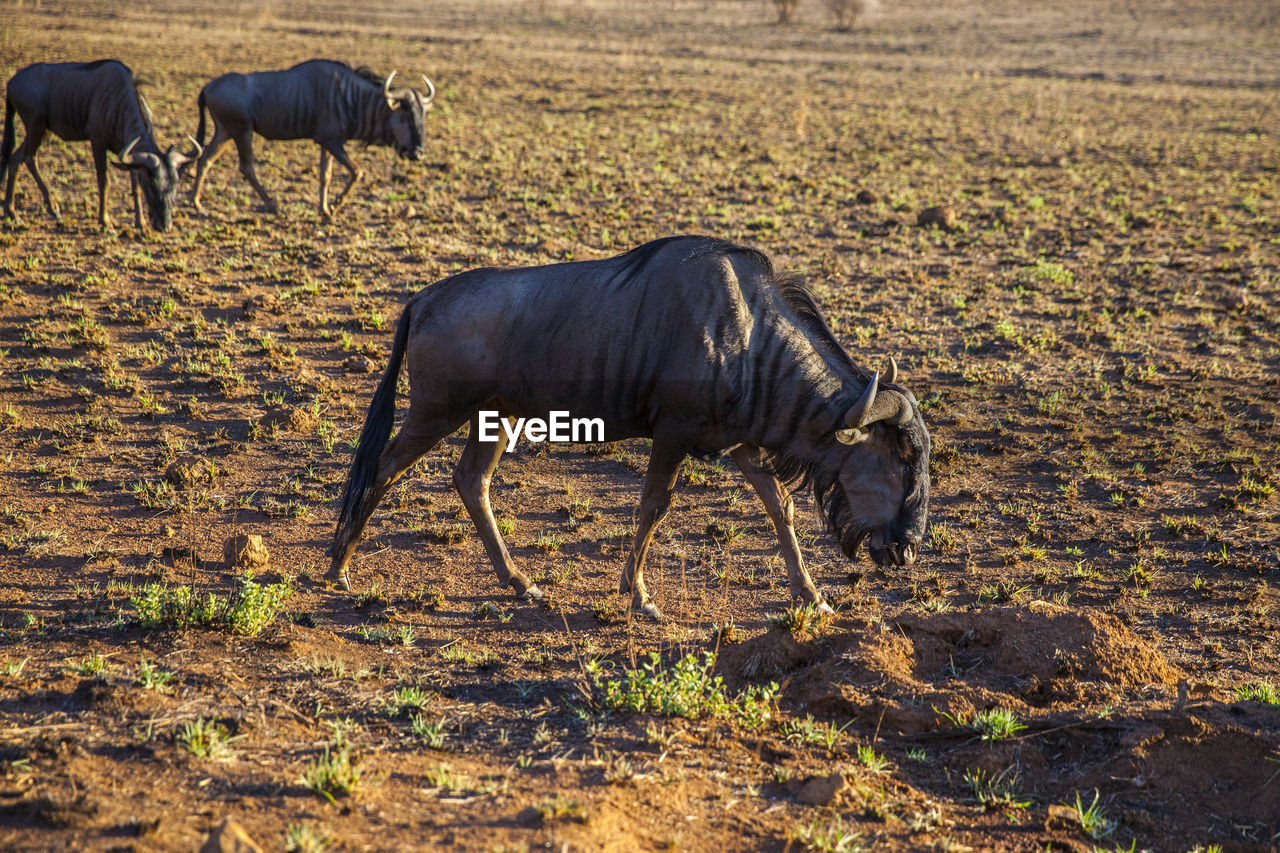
128 572 291 636
587 651 777 726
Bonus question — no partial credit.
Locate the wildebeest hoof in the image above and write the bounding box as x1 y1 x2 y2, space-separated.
331 573 351 592
817 600 835 615
521 584 544 601
635 600 663 621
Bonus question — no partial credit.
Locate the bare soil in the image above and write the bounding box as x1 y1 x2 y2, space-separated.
0 1 1277 851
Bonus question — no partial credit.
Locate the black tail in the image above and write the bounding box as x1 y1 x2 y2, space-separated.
1 98 15 187
331 306 412 547
195 89 208 149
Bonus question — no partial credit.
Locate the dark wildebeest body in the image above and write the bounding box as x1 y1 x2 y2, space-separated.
1 60 194 230
330 236 931 619
190 59 433 221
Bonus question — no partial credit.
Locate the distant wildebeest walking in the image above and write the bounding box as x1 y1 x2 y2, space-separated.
329 236 931 619
1 59 197 231
189 59 435 221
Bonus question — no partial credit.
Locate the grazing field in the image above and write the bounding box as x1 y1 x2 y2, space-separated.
1 1 1278 850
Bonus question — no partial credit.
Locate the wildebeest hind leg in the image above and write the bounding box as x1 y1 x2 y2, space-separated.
731 444 831 613
234 133 277 214
327 416 455 590
25 156 58 221
453 418 543 601
618 438 688 620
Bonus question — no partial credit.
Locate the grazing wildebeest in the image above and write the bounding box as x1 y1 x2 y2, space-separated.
1 59 197 231
189 59 434 221
329 235 931 619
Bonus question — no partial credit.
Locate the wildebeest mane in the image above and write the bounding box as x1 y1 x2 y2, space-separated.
756 257 927 555
352 65 386 87
283 59 385 87
774 277 873 383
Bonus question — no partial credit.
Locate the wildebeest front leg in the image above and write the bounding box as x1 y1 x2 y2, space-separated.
618 438 688 620
91 142 111 228
321 142 362 217
453 417 543 601
318 148 334 221
731 444 831 613
327 415 456 590
130 172 142 230
191 128 233 213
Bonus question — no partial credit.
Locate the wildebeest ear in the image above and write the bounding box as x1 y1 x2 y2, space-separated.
835 427 868 445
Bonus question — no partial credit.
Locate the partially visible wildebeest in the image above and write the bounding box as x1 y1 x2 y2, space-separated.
329 235 931 619
2 60 197 231
189 59 435 221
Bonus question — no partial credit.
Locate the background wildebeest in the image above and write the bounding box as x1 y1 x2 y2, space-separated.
329 235 931 619
189 59 435 221
1 59 196 231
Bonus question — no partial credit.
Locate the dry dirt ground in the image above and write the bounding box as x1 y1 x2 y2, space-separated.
0 1 1278 851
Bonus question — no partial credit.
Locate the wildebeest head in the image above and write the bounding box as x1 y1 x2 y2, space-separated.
381 71 434 162
777 358 930 572
111 137 200 231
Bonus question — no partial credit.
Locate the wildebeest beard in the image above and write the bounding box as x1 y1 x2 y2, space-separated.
762 451 871 559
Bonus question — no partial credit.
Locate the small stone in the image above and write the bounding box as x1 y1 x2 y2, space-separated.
917 205 957 230
223 535 270 571
199 818 264 853
403 204 417 219
1223 288 1248 310
1045 803 1083 831
855 188 879 205
260 406 318 433
343 355 379 374
795 772 844 806
165 455 211 489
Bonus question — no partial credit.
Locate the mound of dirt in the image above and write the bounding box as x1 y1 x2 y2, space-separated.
258 406 318 433
165 455 213 489
718 602 1183 729
897 600 1182 693
223 534 270 571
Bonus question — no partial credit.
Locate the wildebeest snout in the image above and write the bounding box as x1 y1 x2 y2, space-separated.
870 537 919 569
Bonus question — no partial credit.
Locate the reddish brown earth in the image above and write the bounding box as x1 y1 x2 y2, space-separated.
0 1 1277 851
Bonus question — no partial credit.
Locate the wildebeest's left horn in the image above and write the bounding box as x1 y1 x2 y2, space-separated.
185 135 204 159
421 75 435 103
844 371 913 431
383 70 398 109
844 371 879 430
119 136 141 165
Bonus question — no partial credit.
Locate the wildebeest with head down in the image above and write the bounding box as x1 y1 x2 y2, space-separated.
329 235 931 619
189 59 434 221
1 60 197 231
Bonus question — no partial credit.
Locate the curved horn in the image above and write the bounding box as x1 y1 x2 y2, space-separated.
186 134 204 158
844 372 914 431
885 356 898 385
119 136 141 165
844 372 879 429
420 75 435 103
383 69 398 109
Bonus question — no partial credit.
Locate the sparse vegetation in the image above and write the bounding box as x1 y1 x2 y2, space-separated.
1 1 1275 850
128 572 291 636
587 651 778 725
